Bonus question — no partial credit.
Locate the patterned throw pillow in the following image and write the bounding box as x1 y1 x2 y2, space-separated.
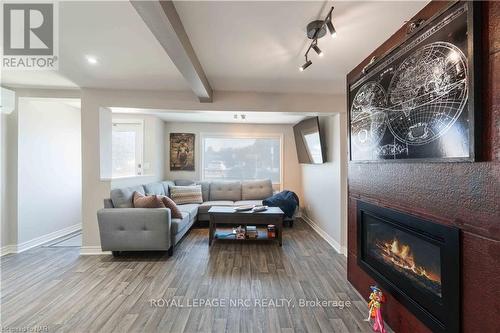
133 192 166 208
160 196 183 219
169 185 203 205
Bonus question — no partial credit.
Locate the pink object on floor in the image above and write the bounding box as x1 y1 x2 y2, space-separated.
372 307 387 333
367 286 387 333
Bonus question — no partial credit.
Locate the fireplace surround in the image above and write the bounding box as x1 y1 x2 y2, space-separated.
357 201 460 333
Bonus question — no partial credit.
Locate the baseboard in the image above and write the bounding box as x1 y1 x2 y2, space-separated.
0 245 16 256
1 224 82 256
80 246 111 255
12 223 82 254
301 214 347 256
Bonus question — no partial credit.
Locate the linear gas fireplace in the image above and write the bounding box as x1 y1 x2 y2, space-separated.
357 201 460 333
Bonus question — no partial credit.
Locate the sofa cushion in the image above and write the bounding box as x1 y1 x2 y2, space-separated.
234 200 263 207
110 185 145 208
177 203 200 221
173 180 210 201
170 185 203 204
171 212 190 235
209 181 241 201
195 181 211 202
241 179 273 200
133 192 166 208
161 181 175 196
174 179 195 186
144 182 166 196
160 196 182 219
198 201 234 214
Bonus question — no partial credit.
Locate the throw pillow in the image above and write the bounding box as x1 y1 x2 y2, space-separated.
133 192 166 208
169 185 203 205
160 196 183 219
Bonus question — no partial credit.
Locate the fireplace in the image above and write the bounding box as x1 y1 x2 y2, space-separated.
357 201 460 333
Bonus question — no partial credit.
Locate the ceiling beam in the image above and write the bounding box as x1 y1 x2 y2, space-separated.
130 0 213 102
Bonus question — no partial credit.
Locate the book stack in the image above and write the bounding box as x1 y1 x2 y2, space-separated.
234 226 245 240
246 226 258 239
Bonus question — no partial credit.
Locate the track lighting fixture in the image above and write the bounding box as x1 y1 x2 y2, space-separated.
299 6 336 71
312 44 323 57
326 20 337 38
299 59 312 71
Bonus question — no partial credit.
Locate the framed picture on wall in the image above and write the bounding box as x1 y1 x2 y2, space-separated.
170 133 195 171
347 1 480 162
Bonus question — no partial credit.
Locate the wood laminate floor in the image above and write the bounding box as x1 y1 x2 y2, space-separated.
1 220 378 333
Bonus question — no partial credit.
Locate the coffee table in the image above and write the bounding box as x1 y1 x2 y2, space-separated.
208 206 284 246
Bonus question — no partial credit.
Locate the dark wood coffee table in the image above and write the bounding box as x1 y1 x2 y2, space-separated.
208 206 284 246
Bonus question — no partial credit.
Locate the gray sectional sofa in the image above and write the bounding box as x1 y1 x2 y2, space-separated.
97 179 273 256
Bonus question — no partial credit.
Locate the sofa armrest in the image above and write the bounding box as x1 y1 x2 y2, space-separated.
97 208 172 251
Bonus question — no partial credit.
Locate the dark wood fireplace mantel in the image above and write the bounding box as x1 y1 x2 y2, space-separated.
346 1 500 332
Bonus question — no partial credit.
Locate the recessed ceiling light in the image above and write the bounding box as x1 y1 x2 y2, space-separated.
86 56 98 64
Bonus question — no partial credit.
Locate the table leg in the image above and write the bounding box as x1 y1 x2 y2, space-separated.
209 216 214 246
278 218 283 246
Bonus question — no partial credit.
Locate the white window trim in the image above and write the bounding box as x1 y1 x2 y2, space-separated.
200 132 284 190
111 119 145 179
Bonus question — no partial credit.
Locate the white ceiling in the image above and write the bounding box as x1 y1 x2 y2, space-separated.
111 107 319 124
2 1 189 91
175 0 428 94
1 1 429 95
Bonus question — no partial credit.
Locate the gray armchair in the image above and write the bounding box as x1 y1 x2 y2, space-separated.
97 207 172 256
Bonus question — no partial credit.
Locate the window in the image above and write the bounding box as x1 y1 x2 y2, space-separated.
202 135 282 184
111 121 143 178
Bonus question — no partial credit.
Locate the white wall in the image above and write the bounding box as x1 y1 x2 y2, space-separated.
0 112 6 249
110 113 165 189
300 114 348 255
17 99 82 245
1 99 19 252
0 112 15 250
163 122 302 198
80 88 342 253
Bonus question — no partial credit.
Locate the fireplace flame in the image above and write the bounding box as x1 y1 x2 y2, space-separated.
377 239 440 284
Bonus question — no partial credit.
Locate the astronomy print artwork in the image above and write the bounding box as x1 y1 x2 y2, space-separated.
348 2 478 162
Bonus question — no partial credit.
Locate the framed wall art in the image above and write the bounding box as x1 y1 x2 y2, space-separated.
348 1 480 162
170 133 195 171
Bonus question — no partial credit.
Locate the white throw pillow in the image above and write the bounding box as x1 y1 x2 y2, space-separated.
169 185 203 205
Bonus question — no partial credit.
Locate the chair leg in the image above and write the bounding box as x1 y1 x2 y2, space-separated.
168 246 174 256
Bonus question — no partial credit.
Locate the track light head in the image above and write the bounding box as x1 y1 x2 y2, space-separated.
299 59 312 72
312 44 323 57
327 20 337 38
